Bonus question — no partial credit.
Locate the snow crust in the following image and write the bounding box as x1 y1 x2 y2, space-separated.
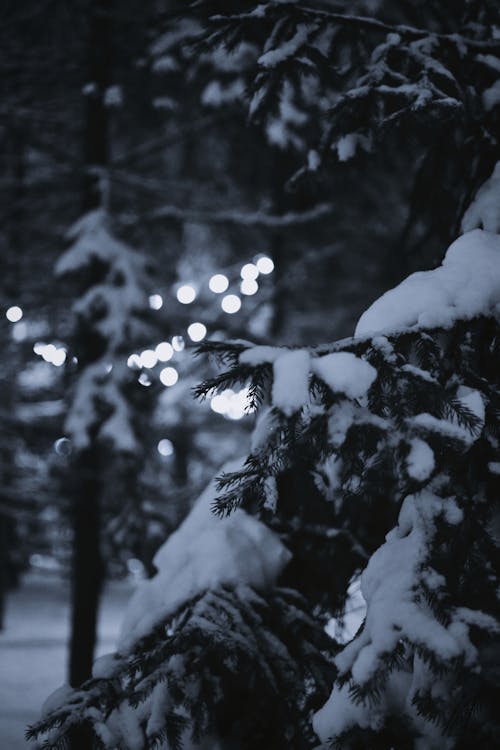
355 229 500 336
118 460 291 650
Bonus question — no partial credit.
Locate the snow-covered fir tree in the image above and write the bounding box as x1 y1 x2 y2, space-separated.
27 2 500 749
28 160 499 749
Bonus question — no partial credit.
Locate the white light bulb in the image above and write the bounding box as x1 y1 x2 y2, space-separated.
149 294 163 310
256 256 274 274
140 349 158 369
33 342 46 356
209 274 229 294
187 322 207 342
240 263 259 280
155 342 173 362
138 373 152 387
221 294 241 314
159 366 178 386
157 438 174 456
176 284 196 304
240 279 258 296
6 305 23 322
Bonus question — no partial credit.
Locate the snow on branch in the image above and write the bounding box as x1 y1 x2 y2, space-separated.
121 201 334 228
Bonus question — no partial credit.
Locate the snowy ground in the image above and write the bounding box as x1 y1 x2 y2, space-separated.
0 572 133 749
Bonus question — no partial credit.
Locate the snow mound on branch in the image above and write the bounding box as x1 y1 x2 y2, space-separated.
355 229 500 336
312 352 377 399
314 490 496 745
462 162 500 234
272 349 311 416
118 460 291 650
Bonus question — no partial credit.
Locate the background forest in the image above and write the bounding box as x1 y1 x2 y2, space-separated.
0 1 499 749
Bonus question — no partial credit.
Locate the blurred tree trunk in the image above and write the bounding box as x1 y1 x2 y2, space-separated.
68 0 111 696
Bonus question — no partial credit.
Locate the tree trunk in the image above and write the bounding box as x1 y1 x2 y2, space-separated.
68 0 111 690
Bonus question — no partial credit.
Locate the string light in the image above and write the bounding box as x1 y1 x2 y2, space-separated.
209 274 229 293
221 294 241 314
187 322 207 342
159 366 178 386
149 294 163 310
138 373 152 386
155 342 173 362
240 279 258 296
256 255 274 274
176 284 196 304
6 305 23 322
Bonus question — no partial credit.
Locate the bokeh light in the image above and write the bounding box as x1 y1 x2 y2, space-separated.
176 284 196 304
209 274 229 293
256 255 274 274
149 294 163 310
221 294 241 314
140 349 158 369
172 335 185 352
240 263 259 280
6 305 23 322
159 366 178 386
187 322 207 342
156 342 174 362
157 438 174 456
240 279 258 296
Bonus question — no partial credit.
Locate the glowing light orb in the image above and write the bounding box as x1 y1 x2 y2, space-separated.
209 274 229 294
140 349 158 369
6 305 23 322
52 349 67 367
157 438 174 456
138 373 152 387
187 322 207 342
221 294 241 314
240 263 259 280
127 354 141 369
256 256 274 274
155 342 174 362
240 279 258 296
149 294 163 310
159 366 178 387
54 437 72 456
176 284 196 304
172 335 185 352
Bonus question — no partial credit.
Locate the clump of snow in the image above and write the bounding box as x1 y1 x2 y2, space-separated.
406 438 435 481
312 352 377 400
118 460 291 650
462 162 500 234
482 80 500 112
335 132 370 162
314 490 491 745
355 229 500 336
272 349 311 416
257 23 314 68
239 345 283 366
